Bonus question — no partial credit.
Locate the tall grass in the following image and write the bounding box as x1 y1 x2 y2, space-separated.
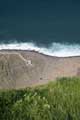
0 77 80 120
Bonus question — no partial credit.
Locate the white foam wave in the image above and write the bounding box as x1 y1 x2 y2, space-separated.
0 42 80 57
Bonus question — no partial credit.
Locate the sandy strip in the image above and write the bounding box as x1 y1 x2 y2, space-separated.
0 50 80 89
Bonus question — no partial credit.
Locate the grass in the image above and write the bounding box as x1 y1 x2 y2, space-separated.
0 77 80 120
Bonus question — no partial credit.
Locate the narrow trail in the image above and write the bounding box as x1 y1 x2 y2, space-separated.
18 53 28 62
0 51 33 67
18 53 33 66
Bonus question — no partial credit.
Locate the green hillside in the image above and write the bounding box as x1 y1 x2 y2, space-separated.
0 77 80 120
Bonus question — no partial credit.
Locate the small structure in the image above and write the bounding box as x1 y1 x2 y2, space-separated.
26 60 32 66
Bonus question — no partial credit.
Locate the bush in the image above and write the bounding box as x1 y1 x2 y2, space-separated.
0 77 80 120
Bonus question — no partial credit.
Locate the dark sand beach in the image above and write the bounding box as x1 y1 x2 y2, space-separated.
0 50 80 89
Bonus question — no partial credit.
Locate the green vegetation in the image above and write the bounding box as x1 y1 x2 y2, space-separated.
0 77 80 120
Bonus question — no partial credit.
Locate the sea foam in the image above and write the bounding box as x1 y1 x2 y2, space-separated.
0 42 80 57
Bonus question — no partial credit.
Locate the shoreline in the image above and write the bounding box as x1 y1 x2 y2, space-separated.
0 49 80 58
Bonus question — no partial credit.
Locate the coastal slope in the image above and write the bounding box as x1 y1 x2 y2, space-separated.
0 50 80 89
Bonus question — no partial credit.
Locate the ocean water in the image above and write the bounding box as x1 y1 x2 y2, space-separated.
0 0 80 57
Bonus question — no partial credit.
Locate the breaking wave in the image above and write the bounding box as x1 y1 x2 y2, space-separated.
0 42 80 57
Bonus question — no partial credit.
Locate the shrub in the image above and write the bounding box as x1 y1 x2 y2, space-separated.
0 77 80 120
